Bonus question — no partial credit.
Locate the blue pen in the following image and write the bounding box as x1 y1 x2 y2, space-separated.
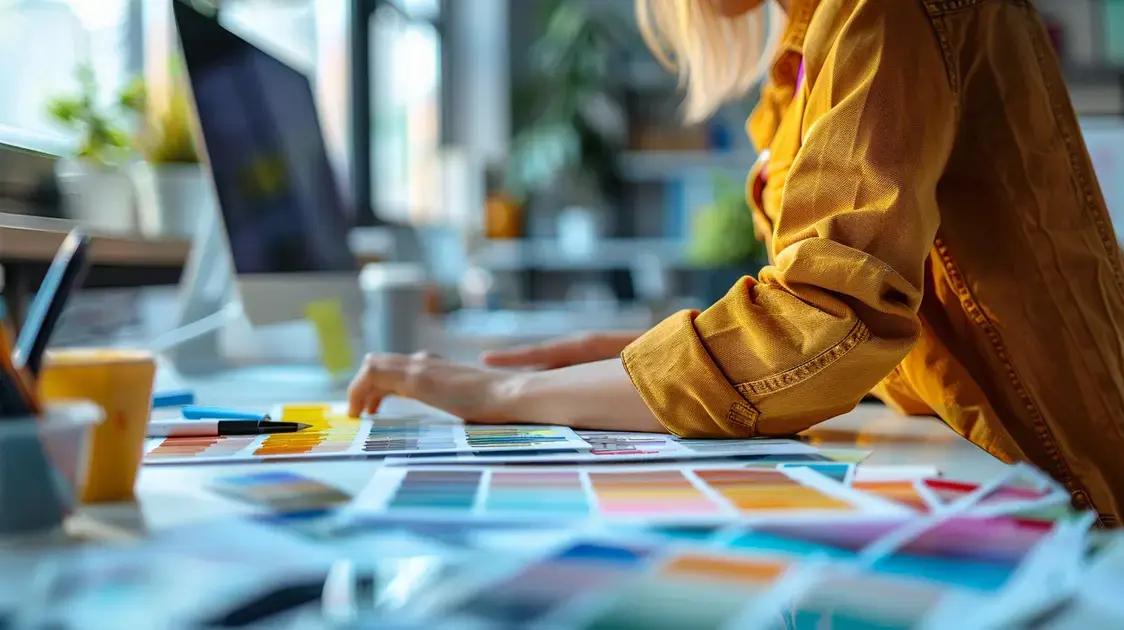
182 406 271 422
152 389 196 409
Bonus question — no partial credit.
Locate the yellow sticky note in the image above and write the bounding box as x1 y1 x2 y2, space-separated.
306 300 355 377
281 403 332 424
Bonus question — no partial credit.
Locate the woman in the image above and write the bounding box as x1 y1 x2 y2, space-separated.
348 0 1124 524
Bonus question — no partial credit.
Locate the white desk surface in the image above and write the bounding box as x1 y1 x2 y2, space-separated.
77 366 1009 536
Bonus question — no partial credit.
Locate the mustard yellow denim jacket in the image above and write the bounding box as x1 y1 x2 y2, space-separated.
622 0 1124 524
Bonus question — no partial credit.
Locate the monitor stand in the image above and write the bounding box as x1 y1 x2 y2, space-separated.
151 203 362 399
159 200 236 379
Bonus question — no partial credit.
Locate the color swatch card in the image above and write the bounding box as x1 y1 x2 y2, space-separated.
777 462 855 485
384 431 816 465
749 516 1057 567
423 537 997 630
346 465 907 525
209 471 352 514
145 404 589 465
780 566 991 630
144 409 373 464
635 518 1063 595
424 540 811 630
852 479 940 513
923 477 1070 517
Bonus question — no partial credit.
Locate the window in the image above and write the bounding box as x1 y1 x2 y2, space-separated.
0 0 449 228
372 3 442 223
173 0 445 226
0 0 132 148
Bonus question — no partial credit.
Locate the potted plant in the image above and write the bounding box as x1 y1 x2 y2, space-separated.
46 65 142 234
128 75 210 239
504 0 629 248
687 175 768 305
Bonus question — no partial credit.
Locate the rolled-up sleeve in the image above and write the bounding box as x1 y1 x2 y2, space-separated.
622 0 956 438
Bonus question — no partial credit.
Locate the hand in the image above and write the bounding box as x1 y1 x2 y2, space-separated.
347 353 666 434
479 331 643 370
347 351 519 422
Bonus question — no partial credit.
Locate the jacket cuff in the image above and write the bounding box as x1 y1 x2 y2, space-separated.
621 310 760 438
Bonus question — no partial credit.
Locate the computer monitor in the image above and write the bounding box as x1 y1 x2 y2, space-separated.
173 0 363 327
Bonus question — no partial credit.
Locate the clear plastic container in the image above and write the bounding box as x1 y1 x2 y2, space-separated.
0 402 103 535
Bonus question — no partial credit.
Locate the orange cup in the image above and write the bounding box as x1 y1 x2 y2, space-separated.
37 348 156 503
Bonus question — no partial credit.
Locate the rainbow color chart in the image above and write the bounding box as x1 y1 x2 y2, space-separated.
144 405 589 465
348 466 907 524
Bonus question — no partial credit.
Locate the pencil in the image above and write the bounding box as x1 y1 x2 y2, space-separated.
13 230 92 376
0 320 42 417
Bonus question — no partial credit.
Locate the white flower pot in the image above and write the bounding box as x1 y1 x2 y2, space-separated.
132 162 213 239
55 160 139 235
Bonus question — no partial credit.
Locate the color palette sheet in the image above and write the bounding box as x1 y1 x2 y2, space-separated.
428 538 988 630
604 516 1060 594
429 540 805 629
849 477 1069 518
208 471 351 514
384 431 816 465
923 478 1070 517
144 405 588 464
780 567 991 630
347 465 907 525
743 516 1058 567
852 479 940 513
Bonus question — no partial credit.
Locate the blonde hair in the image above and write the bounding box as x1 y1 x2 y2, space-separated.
636 0 785 123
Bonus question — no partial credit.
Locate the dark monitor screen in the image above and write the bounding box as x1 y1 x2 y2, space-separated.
173 1 356 275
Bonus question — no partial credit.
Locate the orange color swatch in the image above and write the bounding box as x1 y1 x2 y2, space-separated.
660 553 789 585
588 470 722 516
254 409 361 457
695 469 852 513
146 435 256 460
852 480 931 512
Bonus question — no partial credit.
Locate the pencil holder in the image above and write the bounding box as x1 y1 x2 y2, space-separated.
0 402 103 536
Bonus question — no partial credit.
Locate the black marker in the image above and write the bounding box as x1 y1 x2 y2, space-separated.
12 230 92 376
147 419 311 437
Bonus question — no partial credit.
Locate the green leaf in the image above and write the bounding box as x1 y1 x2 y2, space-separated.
46 98 83 126
118 77 147 114
105 127 130 149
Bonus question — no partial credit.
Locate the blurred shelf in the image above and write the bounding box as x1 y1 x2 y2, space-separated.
1063 64 1124 85
617 59 677 90
440 305 654 343
470 237 688 271
1068 81 1124 116
617 150 757 181
0 213 190 266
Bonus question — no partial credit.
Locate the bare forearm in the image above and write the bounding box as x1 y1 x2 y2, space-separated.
592 331 646 354
501 358 666 432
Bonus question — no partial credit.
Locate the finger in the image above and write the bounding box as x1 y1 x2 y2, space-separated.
347 369 371 418
347 354 405 417
363 391 385 416
348 385 373 418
